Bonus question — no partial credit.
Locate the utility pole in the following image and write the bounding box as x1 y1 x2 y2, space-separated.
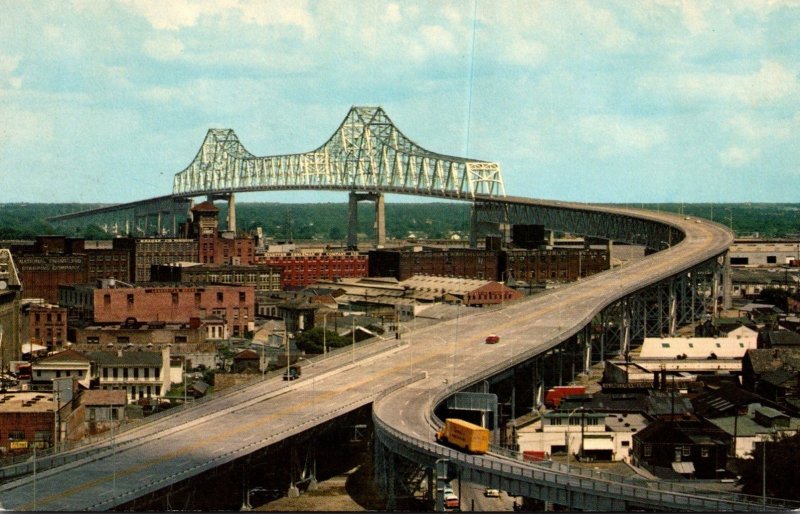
284 317 290 379
0 326 4 392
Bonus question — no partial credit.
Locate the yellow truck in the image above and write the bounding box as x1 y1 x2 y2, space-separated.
435 418 490 454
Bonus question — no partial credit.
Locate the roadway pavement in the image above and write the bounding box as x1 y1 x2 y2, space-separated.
0 208 733 511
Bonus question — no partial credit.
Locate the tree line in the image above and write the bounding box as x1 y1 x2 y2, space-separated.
0 202 798 242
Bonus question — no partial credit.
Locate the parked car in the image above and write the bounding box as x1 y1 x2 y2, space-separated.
485 334 500 344
484 488 500 498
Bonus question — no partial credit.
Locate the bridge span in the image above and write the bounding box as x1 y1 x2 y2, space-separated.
3 201 788 512
10 107 787 510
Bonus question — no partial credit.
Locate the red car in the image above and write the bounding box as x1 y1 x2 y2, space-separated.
485 334 500 344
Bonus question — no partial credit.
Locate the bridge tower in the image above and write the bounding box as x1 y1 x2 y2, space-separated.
347 192 385 249
206 193 237 233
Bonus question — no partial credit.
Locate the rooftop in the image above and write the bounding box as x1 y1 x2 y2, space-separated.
0 392 54 414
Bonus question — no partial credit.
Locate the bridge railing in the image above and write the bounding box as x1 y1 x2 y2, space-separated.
0 333 408 479
374 412 795 512
383 319 800 512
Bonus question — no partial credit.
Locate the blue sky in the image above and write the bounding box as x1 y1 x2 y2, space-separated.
0 1 798 204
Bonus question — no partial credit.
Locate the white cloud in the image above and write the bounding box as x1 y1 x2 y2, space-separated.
382 3 402 24
576 2 636 50
676 60 798 106
0 54 22 90
577 115 667 158
121 0 315 36
238 1 315 37
0 107 54 145
119 0 213 30
0 54 20 76
726 114 793 142
676 0 710 35
504 36 547 66
419 25 458 55
719 146 761 167
142 36 185 61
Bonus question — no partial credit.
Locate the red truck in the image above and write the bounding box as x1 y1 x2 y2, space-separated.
544 386 585 408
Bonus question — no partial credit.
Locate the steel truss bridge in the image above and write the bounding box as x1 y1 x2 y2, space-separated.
48 106 504 245
12 108 791 511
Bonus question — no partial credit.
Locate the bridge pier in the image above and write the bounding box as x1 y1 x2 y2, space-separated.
347 191 385 249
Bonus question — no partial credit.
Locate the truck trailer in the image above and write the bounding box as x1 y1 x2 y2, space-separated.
435 418 490 454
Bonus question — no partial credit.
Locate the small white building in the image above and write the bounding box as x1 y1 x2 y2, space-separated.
31 349 92 389
88 347 171 402
516 410 648 463
639 335 757 360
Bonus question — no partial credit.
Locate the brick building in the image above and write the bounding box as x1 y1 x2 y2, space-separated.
0 392 57 455
92 283 255 338
11 236 133 303
113 237 198 283
258 251 367 289
13 237 87 303
369 248 499 281
150 262 282 292
502 248 609 283
58 283 96 323
189 201 256 266
20 301 68 352
369 247 609 284
72 319 207 347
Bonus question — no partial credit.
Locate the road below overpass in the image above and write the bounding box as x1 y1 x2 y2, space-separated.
1 207 736 511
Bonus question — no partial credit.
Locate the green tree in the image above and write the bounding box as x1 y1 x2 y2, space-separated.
737 432 800 501
295 327 349 354
328 226 343 240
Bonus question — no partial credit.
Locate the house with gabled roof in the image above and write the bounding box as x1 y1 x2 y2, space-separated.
631 418 729 479
31 349 92 389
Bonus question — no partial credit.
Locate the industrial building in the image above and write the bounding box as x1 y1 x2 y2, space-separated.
92 281 255 338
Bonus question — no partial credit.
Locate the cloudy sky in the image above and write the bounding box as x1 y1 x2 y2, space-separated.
0 1 798 204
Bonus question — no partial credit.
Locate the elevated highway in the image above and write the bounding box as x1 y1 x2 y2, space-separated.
2 202 781 512
11 107 787 510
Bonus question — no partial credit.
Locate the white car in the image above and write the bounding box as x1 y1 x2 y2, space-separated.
484 488 500 498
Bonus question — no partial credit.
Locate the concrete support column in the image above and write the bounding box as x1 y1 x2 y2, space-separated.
548 231 555 246
157 211 163 236
374 193 385 246
582 325 592 372
621 301 631 359
607 240 614 268
668 282 678 336
227 193 236 233
469 202 478 248
347 192 359 249
722 251 732 311
532 357 543 409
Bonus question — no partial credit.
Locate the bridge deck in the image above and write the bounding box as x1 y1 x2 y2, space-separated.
1 205 751 512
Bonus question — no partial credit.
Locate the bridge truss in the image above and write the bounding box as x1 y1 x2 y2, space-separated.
172 106 505 200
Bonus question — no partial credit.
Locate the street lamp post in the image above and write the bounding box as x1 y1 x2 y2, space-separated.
565 406 585 465
322 313 328 358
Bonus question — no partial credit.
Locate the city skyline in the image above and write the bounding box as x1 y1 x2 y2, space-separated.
1 1 799 204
